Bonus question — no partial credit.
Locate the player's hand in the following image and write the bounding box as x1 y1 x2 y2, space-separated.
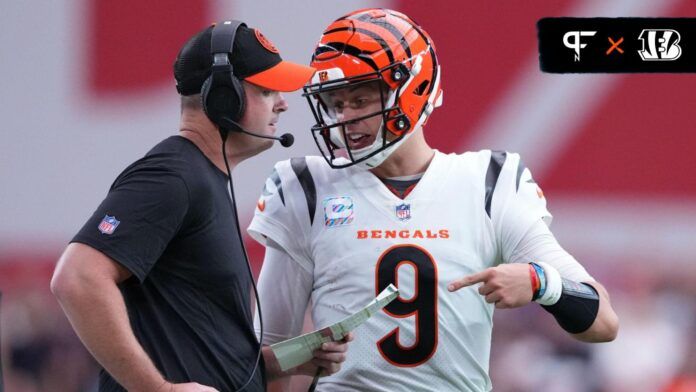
448 264 533 309
295 332 354 377
156 381 219 392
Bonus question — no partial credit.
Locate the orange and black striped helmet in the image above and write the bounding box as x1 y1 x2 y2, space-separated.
303 8 443 169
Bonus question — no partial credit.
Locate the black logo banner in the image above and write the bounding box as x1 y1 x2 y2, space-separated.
538 18 696 73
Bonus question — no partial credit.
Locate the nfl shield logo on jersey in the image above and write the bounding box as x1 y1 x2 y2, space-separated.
98 215 120 235
324 197 354 227
395 203 411 221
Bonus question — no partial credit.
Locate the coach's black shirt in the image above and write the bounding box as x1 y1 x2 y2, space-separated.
73 136 265 391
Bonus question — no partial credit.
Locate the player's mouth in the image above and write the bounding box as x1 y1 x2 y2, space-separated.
346 132 374 150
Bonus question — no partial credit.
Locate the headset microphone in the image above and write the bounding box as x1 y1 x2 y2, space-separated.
278 133 294 148
220 116 294 147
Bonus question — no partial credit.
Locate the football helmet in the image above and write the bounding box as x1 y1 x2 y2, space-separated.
303 8 443 169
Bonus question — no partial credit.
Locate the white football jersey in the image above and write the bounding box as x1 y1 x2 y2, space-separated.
249 150 551 391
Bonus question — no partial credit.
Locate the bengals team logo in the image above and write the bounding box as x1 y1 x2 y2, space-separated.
318 71 329 83
638 29 682 61
254 29 279 54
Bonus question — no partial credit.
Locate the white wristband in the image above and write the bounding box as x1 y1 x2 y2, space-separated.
534 262 562 306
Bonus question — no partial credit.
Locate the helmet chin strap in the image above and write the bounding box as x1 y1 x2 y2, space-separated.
358 128 417 169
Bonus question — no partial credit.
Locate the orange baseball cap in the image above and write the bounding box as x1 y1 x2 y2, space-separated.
174 23 315 95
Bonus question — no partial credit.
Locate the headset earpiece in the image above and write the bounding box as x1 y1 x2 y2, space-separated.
201 21 246 126
201 69 245 124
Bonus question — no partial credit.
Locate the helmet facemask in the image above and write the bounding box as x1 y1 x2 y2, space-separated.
303 63 417 169
304 8 443 169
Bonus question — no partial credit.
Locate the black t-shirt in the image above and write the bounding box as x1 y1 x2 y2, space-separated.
73 136 265 392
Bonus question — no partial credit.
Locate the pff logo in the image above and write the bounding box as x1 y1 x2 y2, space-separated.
563 31 597 61
638 29 682 61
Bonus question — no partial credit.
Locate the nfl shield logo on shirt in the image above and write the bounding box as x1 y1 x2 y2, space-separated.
395 203 411 221
98 215 120 235
324 197 354 227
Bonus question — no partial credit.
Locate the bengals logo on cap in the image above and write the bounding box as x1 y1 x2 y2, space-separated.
254 29 279 54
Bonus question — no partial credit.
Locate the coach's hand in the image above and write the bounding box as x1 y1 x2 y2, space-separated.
448 264 533 309
296 332 354 377
157 381 219 391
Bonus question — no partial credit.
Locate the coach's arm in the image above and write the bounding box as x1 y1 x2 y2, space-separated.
51 243 217 392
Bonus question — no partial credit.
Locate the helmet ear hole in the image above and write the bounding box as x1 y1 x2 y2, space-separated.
413 80 430 96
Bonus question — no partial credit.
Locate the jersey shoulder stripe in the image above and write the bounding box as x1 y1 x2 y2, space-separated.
263 167 285 205
484 150 507 217
290 157 318 225
515 157 528 192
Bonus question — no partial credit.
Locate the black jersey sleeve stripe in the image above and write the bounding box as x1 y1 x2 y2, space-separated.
266 168 285 206
515 158 528 192
485 150 507 218
291 157 317 225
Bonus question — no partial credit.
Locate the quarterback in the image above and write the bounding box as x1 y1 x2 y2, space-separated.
249 8 619 391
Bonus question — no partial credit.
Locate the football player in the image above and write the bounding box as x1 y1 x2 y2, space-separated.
249 8 619 391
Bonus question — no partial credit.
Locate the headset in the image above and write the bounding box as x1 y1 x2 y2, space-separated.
201 20 246 126
201 20 294 147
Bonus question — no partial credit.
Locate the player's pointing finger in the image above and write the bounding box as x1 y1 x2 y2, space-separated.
448 269 490 292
